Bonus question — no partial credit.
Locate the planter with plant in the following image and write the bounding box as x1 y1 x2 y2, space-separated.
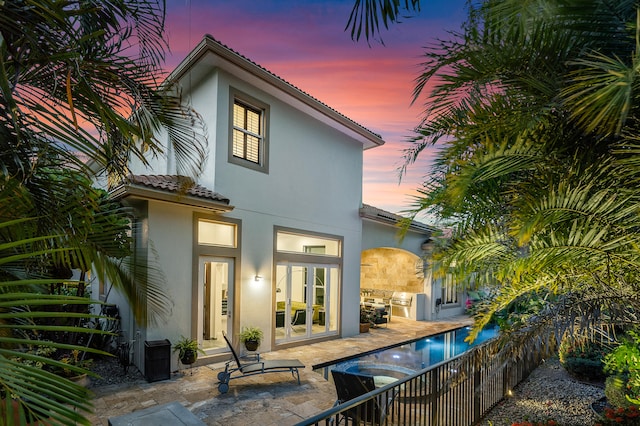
173 336 205 365
239 326 263 351
53 349 94 387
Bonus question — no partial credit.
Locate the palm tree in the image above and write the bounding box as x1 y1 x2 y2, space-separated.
348 0 640 351
404 0 640 348
1 0 205 423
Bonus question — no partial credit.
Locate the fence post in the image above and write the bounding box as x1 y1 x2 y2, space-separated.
473 348 481 423
430 366 439 425
502 352 510 398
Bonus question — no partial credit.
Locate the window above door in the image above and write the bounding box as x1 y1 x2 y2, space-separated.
198 219 237 247
276 230 341 257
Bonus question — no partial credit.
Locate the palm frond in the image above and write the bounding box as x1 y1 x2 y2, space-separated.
345 0 421 44
562 52 636 136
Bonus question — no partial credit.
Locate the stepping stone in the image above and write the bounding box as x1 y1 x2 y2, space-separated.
108 401 204 426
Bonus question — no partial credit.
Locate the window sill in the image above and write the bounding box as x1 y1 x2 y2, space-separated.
440 303 461 309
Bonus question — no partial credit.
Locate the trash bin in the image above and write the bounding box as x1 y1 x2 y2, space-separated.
144 339 171 382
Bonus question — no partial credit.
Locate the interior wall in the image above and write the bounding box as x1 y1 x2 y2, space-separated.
360 248 424 293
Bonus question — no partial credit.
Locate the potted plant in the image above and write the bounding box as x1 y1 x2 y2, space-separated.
239 326 264 351
359 307 370 333
173 336 205 365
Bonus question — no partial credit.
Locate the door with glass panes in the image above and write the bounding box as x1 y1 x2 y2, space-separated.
275 263 337 342
198 256 234 352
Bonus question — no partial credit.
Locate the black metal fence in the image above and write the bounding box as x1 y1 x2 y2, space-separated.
297 338 550 426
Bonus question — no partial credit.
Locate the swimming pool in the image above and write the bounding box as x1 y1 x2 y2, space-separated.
315 325 499 380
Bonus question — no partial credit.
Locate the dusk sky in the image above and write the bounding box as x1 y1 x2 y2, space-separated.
162 0 468 220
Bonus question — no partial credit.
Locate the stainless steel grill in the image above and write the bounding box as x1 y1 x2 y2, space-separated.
390 292 414 318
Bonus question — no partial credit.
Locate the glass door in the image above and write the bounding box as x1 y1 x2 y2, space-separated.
198 256 234 353
275 263 338 343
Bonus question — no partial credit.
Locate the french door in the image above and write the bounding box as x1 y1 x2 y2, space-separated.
198 256 234 352
275 263 338 343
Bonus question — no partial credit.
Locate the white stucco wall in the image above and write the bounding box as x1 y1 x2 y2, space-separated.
144 201 193 342
202 70 364 343
361 219 429 256
113 60 367 359
96 34 382 373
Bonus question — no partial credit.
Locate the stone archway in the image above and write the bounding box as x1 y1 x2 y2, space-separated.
360 247 424 294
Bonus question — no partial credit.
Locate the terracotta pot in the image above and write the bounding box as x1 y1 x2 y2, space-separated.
69 373 90 387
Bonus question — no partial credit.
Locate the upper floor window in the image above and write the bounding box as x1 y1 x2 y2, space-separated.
229 89 269 173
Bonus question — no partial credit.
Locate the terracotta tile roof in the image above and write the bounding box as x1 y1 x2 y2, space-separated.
128 175 230 204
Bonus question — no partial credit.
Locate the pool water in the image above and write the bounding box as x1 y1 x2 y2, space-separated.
316 325 499 379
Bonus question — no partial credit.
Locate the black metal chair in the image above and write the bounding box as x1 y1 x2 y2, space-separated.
331 370 397 425
275 310 285 328
370 307 388 327
291 309 306 326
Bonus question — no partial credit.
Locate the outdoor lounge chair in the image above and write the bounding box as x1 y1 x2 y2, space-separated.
331 369 398 425
216 333 305 393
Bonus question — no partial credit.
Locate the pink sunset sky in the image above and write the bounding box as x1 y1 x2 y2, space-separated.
162 0 467 221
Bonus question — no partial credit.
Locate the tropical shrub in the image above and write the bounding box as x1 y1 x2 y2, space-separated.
604 330 640 407
596 405 640 425
559 337 608 381
489 293 550 333
606 375 635 410
58 350 94 378
511 420 559 426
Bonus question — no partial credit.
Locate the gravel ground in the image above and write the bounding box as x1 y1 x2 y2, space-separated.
480 357 605 426
87 356 145 388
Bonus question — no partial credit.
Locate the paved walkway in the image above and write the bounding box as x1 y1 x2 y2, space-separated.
88 316 473 425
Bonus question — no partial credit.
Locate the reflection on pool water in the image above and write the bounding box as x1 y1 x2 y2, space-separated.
316 325 499 382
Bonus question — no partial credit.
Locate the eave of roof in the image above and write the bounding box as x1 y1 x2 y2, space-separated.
359 203 436 234
110 175 233 213
165 35 385 150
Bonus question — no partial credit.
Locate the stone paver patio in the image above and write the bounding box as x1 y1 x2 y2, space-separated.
87 316 473 425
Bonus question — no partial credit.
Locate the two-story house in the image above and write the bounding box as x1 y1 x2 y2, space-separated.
96 35 464 374
97 34 385 370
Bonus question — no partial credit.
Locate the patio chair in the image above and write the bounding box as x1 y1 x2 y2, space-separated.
275 310 285 328
331 370 398 425
291 309 306 326
216 333 305 394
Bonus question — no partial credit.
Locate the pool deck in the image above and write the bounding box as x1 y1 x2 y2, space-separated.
89 315 473 425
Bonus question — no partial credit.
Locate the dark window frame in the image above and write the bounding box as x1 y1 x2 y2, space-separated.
229 88 269 173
